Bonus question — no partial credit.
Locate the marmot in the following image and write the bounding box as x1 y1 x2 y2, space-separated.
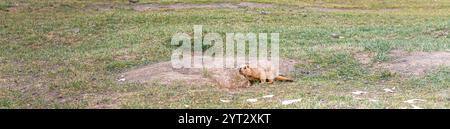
238 63 293 84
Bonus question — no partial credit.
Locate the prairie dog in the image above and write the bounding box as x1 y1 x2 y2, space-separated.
238 62 293 84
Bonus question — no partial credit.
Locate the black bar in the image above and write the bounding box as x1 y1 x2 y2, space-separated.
0 109 446 128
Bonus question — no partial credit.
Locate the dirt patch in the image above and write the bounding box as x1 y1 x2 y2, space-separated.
354 52 375 65
85 3 131 11
426 28 449 38
86 4 115 11
0 3 23 13
237 2 273 8
0 78 11 88
1 6 17 12
120 59 297 89
120 61 214 85
376 50 450 76
85 2 273 12
133 2 273 11
306 7 399 13
86 2 401 13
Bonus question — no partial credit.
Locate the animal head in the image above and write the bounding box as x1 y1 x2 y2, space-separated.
238 64 252 76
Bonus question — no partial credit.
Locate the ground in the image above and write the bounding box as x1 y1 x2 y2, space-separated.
0 0 449 109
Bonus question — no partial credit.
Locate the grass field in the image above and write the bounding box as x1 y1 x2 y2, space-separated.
0 0 449 109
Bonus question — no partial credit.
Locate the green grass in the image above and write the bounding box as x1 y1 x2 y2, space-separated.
0 0 449 108
0 2 12 11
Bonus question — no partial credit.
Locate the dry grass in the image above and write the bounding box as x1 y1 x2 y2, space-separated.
0 0 449 109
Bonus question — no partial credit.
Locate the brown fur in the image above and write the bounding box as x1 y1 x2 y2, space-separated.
238 63 293 84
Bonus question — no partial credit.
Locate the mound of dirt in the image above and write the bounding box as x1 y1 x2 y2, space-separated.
133 2 273 11
120 59 297 89
377 50 450 75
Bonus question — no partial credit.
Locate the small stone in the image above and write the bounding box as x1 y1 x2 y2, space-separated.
368 99 379 102
351 91 368 95
70 28 80 34
260 11 270 15
220 99 231 103
246 98 258 103
281 99 301 105
403 99 425 104
363 80 369 84
315 64 321 69
411 105 423 109
330 33 340 39
383 88 395 93
262 95 274 98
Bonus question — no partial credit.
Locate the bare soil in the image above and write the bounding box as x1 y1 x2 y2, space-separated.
133 2 274 11
306 7 399 13
376 50 450 75
120 59 297 89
